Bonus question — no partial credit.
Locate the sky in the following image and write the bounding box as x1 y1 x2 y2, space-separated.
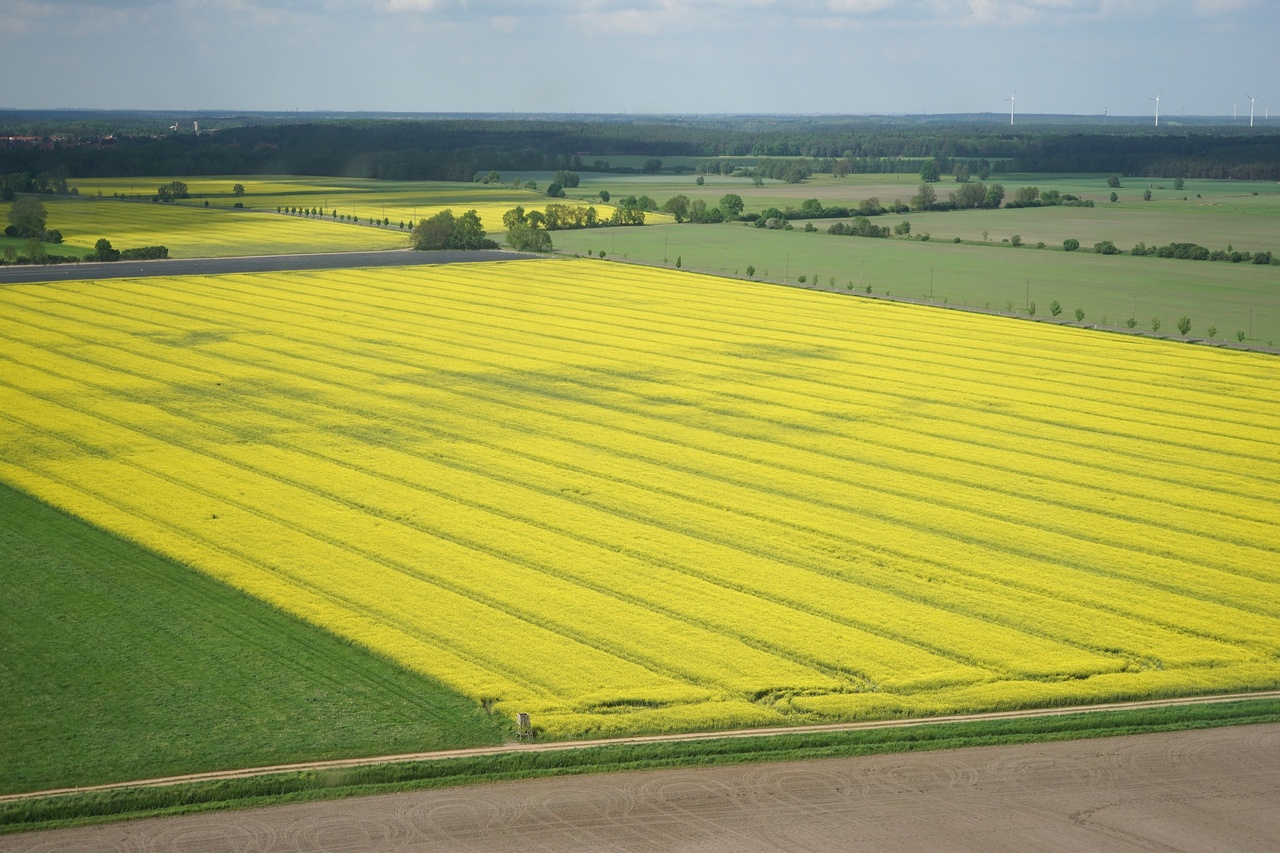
3 0 1278 118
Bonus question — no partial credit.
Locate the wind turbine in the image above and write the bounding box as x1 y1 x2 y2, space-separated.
1151 92 1161 127
1006 90 1016 126
1247 94 1257 127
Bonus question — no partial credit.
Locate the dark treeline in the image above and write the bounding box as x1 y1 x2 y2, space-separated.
1009 134 1280 180
3 117 1279 181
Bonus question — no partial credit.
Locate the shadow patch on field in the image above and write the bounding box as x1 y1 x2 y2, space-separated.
727 343 840 362
134 328 236 348
424 367 627 408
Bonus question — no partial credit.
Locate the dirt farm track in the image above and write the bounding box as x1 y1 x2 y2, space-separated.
6 723 1278 852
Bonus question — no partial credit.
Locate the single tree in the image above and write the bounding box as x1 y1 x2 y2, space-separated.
920 160 941 182
8 196 47 237
718 193 744 220
1107 175 1121 188
910 183 937 211
1126 317 1138 328
745 265 755 277
661 194 690 222
93 238 120 262
412 210 456 250
642 158 663 174
1143 189 1153 201
1174 177 1184 190
1151 317 1162 332
949 181 985 209
1207 324 1217 338
894 220 911 236
675 256 681 269
1109 191 1118 203
953 163 971 183
232 183 245 197
1075 308 1085 322
695 176 705 186
598 190 610 203
502 206 527 230
1237 330 1246 342
1010 234 1023 247
24 237 45 262
1063 238 1080 251
546 183 566 198
1177 316 1191 336
1050 300 1062 316
1028 301 1036 316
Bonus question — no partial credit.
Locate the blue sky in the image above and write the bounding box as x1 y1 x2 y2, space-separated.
3 0 1277 118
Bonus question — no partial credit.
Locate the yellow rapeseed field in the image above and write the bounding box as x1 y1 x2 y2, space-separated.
1 259 1277 737
0 195 407 257
65 176 673 233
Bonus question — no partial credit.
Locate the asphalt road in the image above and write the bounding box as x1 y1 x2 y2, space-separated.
0 249 544 285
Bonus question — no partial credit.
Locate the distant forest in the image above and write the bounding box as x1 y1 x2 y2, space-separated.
3 115 1278 182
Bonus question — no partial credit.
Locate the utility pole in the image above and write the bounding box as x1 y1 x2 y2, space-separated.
930 268 934 301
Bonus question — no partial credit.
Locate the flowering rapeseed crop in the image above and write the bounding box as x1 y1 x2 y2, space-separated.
1 259 1277 737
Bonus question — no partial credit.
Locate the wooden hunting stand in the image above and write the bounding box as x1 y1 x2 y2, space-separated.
516 712 533 740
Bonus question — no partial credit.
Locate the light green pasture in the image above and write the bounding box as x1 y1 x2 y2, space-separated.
553 222 1280 344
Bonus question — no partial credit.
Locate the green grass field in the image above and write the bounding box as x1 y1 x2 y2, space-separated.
553 221 1280 344
0 481 504 796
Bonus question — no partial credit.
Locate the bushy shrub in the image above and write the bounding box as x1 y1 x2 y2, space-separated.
119 246 169 260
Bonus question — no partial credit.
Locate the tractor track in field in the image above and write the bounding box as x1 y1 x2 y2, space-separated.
4 690 1278 804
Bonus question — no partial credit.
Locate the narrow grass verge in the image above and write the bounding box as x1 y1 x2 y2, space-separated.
5 698 1277 834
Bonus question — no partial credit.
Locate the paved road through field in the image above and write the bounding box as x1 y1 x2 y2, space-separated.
0 249 544 285
5 723 1278 852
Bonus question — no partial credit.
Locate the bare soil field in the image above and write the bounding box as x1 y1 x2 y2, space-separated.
6 723 1277 852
